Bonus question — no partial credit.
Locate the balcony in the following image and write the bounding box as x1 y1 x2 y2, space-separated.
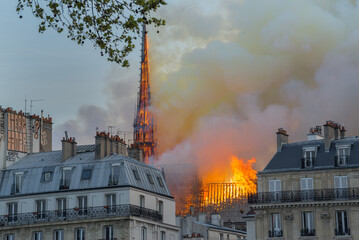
301 229 315 236
0 204 162 227
335 228 350 236
248 187 359 204
268 230 283 238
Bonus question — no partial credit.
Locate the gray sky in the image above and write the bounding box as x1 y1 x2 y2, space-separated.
0 0 140 149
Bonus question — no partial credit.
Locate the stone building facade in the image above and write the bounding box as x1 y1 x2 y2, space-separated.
0 134 178 240
0 107 53 170
248 121 359 240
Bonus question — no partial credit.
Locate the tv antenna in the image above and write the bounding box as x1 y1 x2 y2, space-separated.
30 99 44 115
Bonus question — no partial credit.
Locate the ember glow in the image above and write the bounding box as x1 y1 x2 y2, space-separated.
173 155 257 215
204 156 257 206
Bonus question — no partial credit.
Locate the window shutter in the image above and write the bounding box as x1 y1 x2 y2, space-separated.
308 178 313 189
341 176 348 188
334 176 340 188
269 180 275 192
275 180 281 191
301 179 306 190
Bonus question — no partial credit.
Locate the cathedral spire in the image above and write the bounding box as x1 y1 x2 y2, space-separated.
133 24 157 164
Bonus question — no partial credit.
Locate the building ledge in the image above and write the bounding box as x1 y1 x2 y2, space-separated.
333 236 352 240
299 237 317 240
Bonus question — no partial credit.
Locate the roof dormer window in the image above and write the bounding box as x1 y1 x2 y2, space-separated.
302 147 317 168
336 145 350 166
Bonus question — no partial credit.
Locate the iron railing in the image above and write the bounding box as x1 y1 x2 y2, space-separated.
248 187 359 204
0 204 162 227
335 228 351 236
301 229 315 236
268 230 283 238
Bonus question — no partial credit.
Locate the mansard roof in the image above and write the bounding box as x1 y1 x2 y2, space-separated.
0 146 172 198
262 137 359 173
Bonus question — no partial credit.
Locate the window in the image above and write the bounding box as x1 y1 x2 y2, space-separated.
42 172 52 182
161 231 166 240
301 212 315 236
269 180 281 201
57 198 66 217
106 194 116 213
141 227 147 240
147 174 154 184
269 180 281 192
335 176 349 199
36 200 46 219
60 168 72 189
78 196 87 215
7 202 18 222
219 234 223 240
336 146 350 166
15 173 23 193
54 229 64 240
300 178 314 200
5 234 14 240
300 178 313 190
81 169 92 180
227 235 230 240
140 195 145 208
157 177 164 187
334 176 348 189
158 200 163 215
269 213 282 237
109 165 120 185
106 194 116 207
133 169 141 180
75 228 85 240
303 147 316 168
336 211 350 236
33 232 42 240
104 226 114 240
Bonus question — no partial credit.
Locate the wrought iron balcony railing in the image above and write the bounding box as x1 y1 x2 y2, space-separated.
335 228 351 236
248 187 359 204
0 204 162 227
301 229 315 236
268 230 283 238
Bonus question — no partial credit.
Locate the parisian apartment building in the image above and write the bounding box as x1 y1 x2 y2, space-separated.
246 121 359 240
0 129 179 240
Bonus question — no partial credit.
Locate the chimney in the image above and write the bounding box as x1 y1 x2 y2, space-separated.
210 214 222 226
276 128 288 152
62 135 76 161
95 132 106 159
128 144 144 162
324 121 336 152
340 125 346 139
307 126 323 141
105 133 111 156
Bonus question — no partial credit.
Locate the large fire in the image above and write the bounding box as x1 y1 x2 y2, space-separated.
204 156 257 205
175 155 257 215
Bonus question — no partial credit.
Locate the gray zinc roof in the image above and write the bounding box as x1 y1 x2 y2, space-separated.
0 147 172 198
262 137 359 173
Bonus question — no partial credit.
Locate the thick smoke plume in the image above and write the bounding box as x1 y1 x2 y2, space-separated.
152 0 359 174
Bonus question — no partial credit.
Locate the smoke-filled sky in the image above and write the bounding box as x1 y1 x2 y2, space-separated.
2 0 359 172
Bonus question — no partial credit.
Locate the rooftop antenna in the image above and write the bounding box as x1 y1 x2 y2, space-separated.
108 126 116 135
30 99 44 115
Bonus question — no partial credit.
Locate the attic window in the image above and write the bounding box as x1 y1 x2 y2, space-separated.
302 147 317 168
157 177 164 187
133 169 140 181
336 145 351 166
147 174 154 184
42 172 52 182
81 169 92 180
